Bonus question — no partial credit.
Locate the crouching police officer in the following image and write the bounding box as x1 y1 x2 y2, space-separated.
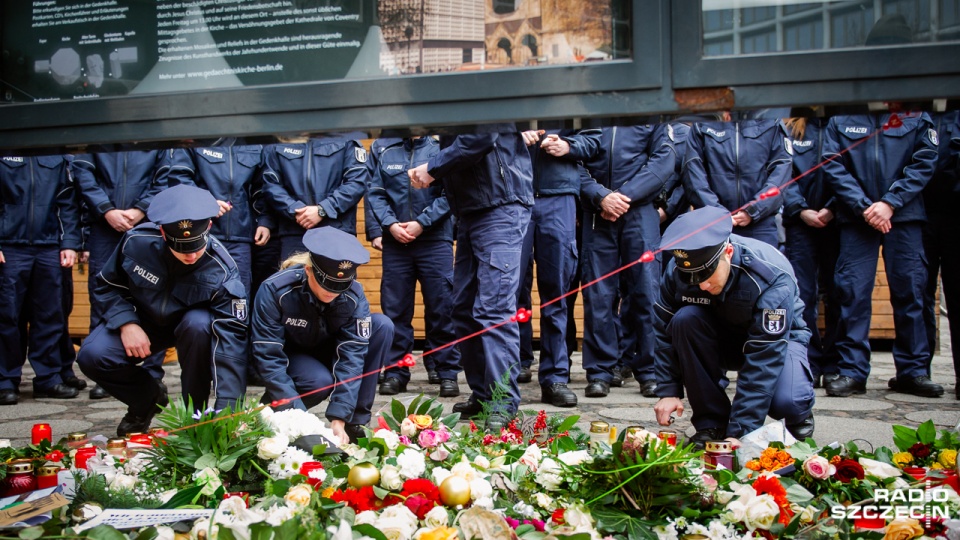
78 185 249 436
652 206 815 448
251 227 395 446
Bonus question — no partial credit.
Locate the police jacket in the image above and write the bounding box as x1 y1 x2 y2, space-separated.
261 137 368 237
0 154 81 251
251 266 372 420
427 124 533 216
92 225 249 399
781 118 835 222
658 123 692 225
366 137 453 244
529 129 602 197
71 151 166 220
682 120 792 225
581 124 678 212
162 144 274 243
823 112 938 224
924 111 960 214
654 235 810 439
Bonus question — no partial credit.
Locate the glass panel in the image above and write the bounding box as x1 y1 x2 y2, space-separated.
0 0 631 103
702 0 958 57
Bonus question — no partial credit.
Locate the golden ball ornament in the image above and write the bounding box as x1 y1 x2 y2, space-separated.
347 462 381 488
439 475 472 506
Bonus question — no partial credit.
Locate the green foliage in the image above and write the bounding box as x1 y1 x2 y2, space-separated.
377 394 460 432
69 471 162 516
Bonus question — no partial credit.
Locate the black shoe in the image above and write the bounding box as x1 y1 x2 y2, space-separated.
815 373 839 389
344 424 367 444
620 365 634 380
541 383 578 407
585 379 610 398
379 378 407 395
0 390 17 406
689 427 725 451
378 370 385 384
824 375 866 397
610 372 624 388
427 370 441 385
639 380 658 398
439 379 460 398
62 376 88 390
89 384 110 400
117 384 169 437
452 394 484 417
892 376 944 398
787 413 815 440
517 367 533 384
33 383 79 399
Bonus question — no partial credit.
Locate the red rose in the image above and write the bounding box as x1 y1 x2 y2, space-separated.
45 450 64 462
401 478 440 501
551 509 565 525
404 494 437 519
833 459 865 483
909 442 933 459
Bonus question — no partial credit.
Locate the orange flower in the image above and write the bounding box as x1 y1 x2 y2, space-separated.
830 455 841 465
409 414 433 430
776 451 791 463
760 455 776 470
746 460 762 471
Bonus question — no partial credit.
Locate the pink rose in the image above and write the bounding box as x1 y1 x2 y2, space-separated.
399 435 412 446
436 428 451 444
419 429 441 448
803 455 836 480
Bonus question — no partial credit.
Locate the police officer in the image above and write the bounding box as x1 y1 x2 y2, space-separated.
251 227 395 445
0 153 82 404
365 136 460 397
77 185 249 436
162 139 272 296
517 127 602 407
821 110 942 398
580 124 677 398
780 112 841 388
682 118 793 246
261 134 369 259
408 124 533 428
71 148 168 399
653 206 815 447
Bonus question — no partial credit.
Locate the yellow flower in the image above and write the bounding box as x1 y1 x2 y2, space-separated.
938 449 958 469
892 452 914 468
321 487 335 498
418 526 459 540
409 414 433 430
931 462 943 469
882 517 924 540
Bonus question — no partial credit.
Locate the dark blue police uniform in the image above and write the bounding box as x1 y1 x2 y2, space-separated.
251 227 394 434
682 120 793 246
654 206 815 442
71 150 168 386
922 111 960 396
365 137 459 392
426 124 533 422
822 112 941 397
77 185 249 436
0 154 82 403
780 117 841 383
261 136 369 259
162 141 272 295
580 124 677 396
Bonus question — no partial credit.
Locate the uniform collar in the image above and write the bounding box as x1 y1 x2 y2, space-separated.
717 244 743 300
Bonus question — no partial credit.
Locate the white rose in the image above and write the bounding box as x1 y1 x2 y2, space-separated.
354 510 379 526
109 473 137 492
859 457 902 479
715 489 735 505
564 505 594 530
154 525 175 540
380 464 404 490
376 505 418 540
257 436 289 460
193 467 223 497
374 429 401 451
558 450 591 467
283 484 313 506
450 460 479 482
469 478 493 501
472 496 494 509
723 500 747 523
263 504 296 526
518 444 543 471
473 455 491 469
535 458 563 491
431 467 452 486
400 418 418 438
535 492 554 510
743 493 779 531
422 506 449 528
797 504 818 523
397 448 426 479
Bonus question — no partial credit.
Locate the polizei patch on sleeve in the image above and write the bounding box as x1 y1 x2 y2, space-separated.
357 316 372 338
762 308 787 334
232 299 247 321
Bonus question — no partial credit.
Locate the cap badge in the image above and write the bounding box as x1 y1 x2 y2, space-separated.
683 261 691 267
339 261 353 270
337 272 344 278
183 231 191 237
178 220 193 230
673 250 688 259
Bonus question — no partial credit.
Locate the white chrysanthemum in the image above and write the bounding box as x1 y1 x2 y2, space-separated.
396 448 426 479
653 524 679 540
268 447 314 479
266 409 337 442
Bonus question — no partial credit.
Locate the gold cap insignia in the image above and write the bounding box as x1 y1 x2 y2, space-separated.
183 230 191 237
178 220 193 230
673 250 688 259
337 271 344 278
682 261 691 267
339 261 353 270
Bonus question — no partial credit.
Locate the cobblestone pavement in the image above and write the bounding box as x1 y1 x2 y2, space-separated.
1 315 955 452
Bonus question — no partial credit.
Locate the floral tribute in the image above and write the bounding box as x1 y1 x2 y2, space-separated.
5 396 960 540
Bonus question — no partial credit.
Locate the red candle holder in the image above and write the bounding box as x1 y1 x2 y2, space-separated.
224 491 250 507
299 461 325 488
74 446 97 469
31 423 52 445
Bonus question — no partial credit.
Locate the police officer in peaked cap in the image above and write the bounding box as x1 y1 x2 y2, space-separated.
652 206 815 449
77 185 249 437
251 226 395 446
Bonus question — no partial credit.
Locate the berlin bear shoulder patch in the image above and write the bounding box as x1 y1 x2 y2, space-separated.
357 316 372 338
762 308 787 334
